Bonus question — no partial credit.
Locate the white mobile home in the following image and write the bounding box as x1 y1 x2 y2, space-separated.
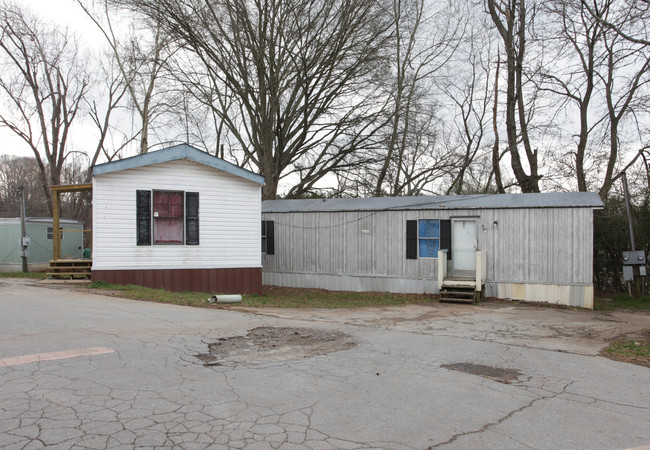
92 144 265 293
261 193 604 308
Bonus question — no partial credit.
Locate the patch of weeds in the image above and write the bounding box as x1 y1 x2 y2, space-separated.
88 280 118 289
242 286 435 308
0 271 47 280
594 294 650 311
88 282 210 307
603 339 650 367
86 283 435 309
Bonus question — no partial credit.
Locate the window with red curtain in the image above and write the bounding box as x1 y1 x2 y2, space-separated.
153 191 184 244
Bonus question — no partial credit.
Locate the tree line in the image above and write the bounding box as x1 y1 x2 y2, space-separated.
1 0 649 207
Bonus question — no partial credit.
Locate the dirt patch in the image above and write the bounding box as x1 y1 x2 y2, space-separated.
600 329 650 368
196 327 356 366
442 362 523 384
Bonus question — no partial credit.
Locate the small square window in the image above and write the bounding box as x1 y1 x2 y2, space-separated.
47 227 64 240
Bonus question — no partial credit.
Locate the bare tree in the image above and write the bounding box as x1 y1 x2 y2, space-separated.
86 51 135 176
490 51 506 193
373 0 464 196
112 0 394 199
486 0 541 192
441 27 496 194
582 0 650 47
0 2 90 214
598 30 650 199
78 0 179 154
537 0 605 192
0 155 49 217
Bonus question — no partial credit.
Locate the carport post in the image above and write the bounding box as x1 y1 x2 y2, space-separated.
52 189 61 261
20 186 28 272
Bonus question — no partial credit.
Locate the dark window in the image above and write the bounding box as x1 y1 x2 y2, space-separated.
47 227 64 240
153 191 184 244
262 220 274 255
136 190 199 246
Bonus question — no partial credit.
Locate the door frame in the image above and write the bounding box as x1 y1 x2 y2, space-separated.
450 217 479 277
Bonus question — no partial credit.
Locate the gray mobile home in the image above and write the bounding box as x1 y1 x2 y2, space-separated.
0 218 84 272
262 192 604 309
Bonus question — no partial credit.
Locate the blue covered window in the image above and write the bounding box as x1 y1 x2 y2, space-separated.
418 219 439 258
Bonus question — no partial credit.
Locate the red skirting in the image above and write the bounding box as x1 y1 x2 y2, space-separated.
92 267 262 294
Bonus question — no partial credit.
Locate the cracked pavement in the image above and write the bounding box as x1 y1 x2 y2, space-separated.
1 278 649 449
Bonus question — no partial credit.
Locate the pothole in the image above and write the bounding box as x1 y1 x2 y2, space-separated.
441 362 522 384
196 327 356 366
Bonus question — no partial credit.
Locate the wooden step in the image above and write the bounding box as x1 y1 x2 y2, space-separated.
46 272 91 279
442 289 476 296
440 286 476 303
439 296 475 303
49 259 91 266
48 259 92 279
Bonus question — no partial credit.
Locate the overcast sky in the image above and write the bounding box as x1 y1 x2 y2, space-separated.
16 0 91 32
2 0 107 159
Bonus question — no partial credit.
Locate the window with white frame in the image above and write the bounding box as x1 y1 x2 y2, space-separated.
418 219 439 258
153 191 184 244
136 190 199 246
47 226 64 240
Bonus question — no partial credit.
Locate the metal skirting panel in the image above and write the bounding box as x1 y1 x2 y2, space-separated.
263 271 439 294
264 272 594 308
485 282 593 309
93 267 263 294
0 263 50 272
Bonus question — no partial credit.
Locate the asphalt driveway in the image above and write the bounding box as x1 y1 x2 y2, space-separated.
0 278 648 449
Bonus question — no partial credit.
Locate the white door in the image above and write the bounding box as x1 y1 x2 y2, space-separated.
452 219 477 277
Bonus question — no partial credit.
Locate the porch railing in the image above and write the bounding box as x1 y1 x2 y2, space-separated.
438 250 486 292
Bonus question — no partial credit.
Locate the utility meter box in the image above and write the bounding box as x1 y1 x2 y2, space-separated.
622 250 646 282
623 265 634 281
622 250 646 266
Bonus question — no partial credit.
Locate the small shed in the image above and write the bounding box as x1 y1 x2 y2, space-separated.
0 217 84 272
262 192 604 308
91 144 265 293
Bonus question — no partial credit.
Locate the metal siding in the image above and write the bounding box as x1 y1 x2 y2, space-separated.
0 221 83 265
92 159 261 271
261 205 595 298
92 267 262 294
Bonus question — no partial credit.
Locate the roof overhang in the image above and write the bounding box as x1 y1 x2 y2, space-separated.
262 192 605 213
92 144 265 186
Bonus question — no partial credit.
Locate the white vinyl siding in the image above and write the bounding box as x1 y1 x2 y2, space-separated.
93 159 261 270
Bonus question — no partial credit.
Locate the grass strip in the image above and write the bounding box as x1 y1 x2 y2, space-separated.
594 294 650 311
0 272 48 280
87 282 435 309
603 339 650 367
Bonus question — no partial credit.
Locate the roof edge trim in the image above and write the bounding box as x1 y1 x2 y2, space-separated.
92 144 265 185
